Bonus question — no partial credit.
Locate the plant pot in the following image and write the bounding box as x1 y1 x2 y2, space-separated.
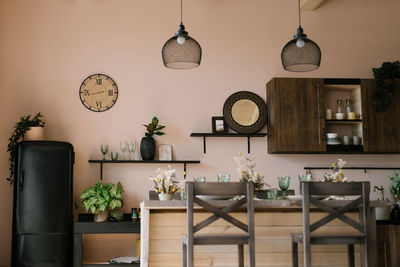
158 193 174 201
94 209 109 222
140 136 155 160
25 126 44 140
375 206 391 220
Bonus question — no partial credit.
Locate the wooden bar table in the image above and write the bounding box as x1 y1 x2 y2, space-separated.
140 199 385 267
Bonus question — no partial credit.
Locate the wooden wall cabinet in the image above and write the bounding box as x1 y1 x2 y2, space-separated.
267 78 400 154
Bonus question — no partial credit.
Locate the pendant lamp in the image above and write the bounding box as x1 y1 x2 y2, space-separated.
162 0 202 69
281 0 321 72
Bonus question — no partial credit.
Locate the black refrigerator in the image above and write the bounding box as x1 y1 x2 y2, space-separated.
12 141 74 267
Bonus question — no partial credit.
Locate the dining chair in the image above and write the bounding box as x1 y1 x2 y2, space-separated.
182 182 255 267
292 182 370 267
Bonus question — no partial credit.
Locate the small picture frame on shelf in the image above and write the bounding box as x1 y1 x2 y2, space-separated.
159 144 172 161
212 116 228 133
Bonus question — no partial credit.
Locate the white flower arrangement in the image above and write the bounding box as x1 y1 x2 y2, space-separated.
234 152 269 191
149 165 179 194
324 159 348 182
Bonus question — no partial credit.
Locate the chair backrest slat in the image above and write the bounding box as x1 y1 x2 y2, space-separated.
193 182 248 196
308 182 363 196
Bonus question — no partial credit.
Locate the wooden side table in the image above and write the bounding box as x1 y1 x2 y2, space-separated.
74 221 140 267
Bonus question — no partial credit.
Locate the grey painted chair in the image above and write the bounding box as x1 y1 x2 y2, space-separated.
182 182 255 267
292 182 370 267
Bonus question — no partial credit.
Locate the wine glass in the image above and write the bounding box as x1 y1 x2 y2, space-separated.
278 176 290 199
100 145 108 160
128 141 136 160
120 141 127 160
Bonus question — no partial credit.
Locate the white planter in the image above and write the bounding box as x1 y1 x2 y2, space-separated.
375 206 391 221
25 127 44 140
158 193 174 201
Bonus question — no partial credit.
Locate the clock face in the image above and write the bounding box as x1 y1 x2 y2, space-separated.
79 73 118 112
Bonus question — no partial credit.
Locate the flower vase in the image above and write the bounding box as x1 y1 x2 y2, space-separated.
158 193 174 201
140 136 155 160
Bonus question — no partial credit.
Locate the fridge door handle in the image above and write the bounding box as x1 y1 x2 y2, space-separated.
19 170 24 191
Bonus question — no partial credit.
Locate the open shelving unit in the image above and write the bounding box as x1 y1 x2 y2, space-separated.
88 160 201 180
190 132 267 153
74 221 141 267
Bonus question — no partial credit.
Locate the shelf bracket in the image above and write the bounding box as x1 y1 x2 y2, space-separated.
203 136 206 154
184 163 187 179
100 162 103 180
247 136 251 153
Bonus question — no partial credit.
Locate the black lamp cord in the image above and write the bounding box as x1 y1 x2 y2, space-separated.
180 0 183 24
298 0 302 27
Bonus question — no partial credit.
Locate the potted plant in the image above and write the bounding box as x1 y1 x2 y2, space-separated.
80 182 124 222
140 116 165 160
372 61 400 112
389 171 400 221
149 166 179 200
7 113 45 182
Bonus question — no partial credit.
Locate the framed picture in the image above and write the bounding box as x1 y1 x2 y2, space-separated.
159 144 172 161
212 116 228 133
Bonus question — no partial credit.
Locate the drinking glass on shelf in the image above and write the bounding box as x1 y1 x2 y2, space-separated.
111 152 118 161
278 176 290 199
193 177 206 182
100 145 108 160
128 141 136 160
217 173 230 182
120 141 127 160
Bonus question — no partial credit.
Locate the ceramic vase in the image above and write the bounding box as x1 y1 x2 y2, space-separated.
158 193 174 201
140 136 155 160
25 127 44 140
94 209 109 222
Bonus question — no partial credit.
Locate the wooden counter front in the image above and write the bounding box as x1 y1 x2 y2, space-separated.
140 200 382 267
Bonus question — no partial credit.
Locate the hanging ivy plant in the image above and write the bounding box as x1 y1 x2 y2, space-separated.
372 61 400 112
6 113 45 183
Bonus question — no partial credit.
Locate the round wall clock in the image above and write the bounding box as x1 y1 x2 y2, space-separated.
79 73 118 112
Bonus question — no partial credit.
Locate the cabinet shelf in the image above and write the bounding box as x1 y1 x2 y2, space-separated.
88 160 200 180
326 119 362 125
190 132 267 153
326 145 363 153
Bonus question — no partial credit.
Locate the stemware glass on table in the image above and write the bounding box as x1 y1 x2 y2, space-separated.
128 141 136 160
120 141 127 160
278 176 290 199
100 145 108 160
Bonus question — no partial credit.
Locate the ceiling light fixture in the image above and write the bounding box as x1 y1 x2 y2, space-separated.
281 0 321 72
162 0 202 69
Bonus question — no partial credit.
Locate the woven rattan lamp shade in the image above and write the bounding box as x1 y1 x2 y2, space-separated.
281 37 321 72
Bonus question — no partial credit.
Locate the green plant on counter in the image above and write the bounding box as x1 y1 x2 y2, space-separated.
389 171 400 203
7 112 45 181
372 61 400 112
143 116 165 137
80 182 123 214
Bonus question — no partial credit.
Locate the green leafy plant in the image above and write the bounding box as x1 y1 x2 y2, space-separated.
80 182 123 214
143 116 165 137
389 171 400 203
7 113 45 181
372 61 400 112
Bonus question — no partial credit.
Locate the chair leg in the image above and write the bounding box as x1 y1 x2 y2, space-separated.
187 242 194 267
347 244 355 267
182 242 187 267
238 245 244 267
248 240 255 267
292 238 299 267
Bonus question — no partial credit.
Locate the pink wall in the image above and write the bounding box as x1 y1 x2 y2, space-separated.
1 0 400 264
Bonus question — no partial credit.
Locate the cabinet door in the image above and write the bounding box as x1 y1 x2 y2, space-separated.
267 78 325 153
362 79 400 152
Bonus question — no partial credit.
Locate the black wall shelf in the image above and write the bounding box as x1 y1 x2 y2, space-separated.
190 133 267 153
88 160 200 180
304 166 400 174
